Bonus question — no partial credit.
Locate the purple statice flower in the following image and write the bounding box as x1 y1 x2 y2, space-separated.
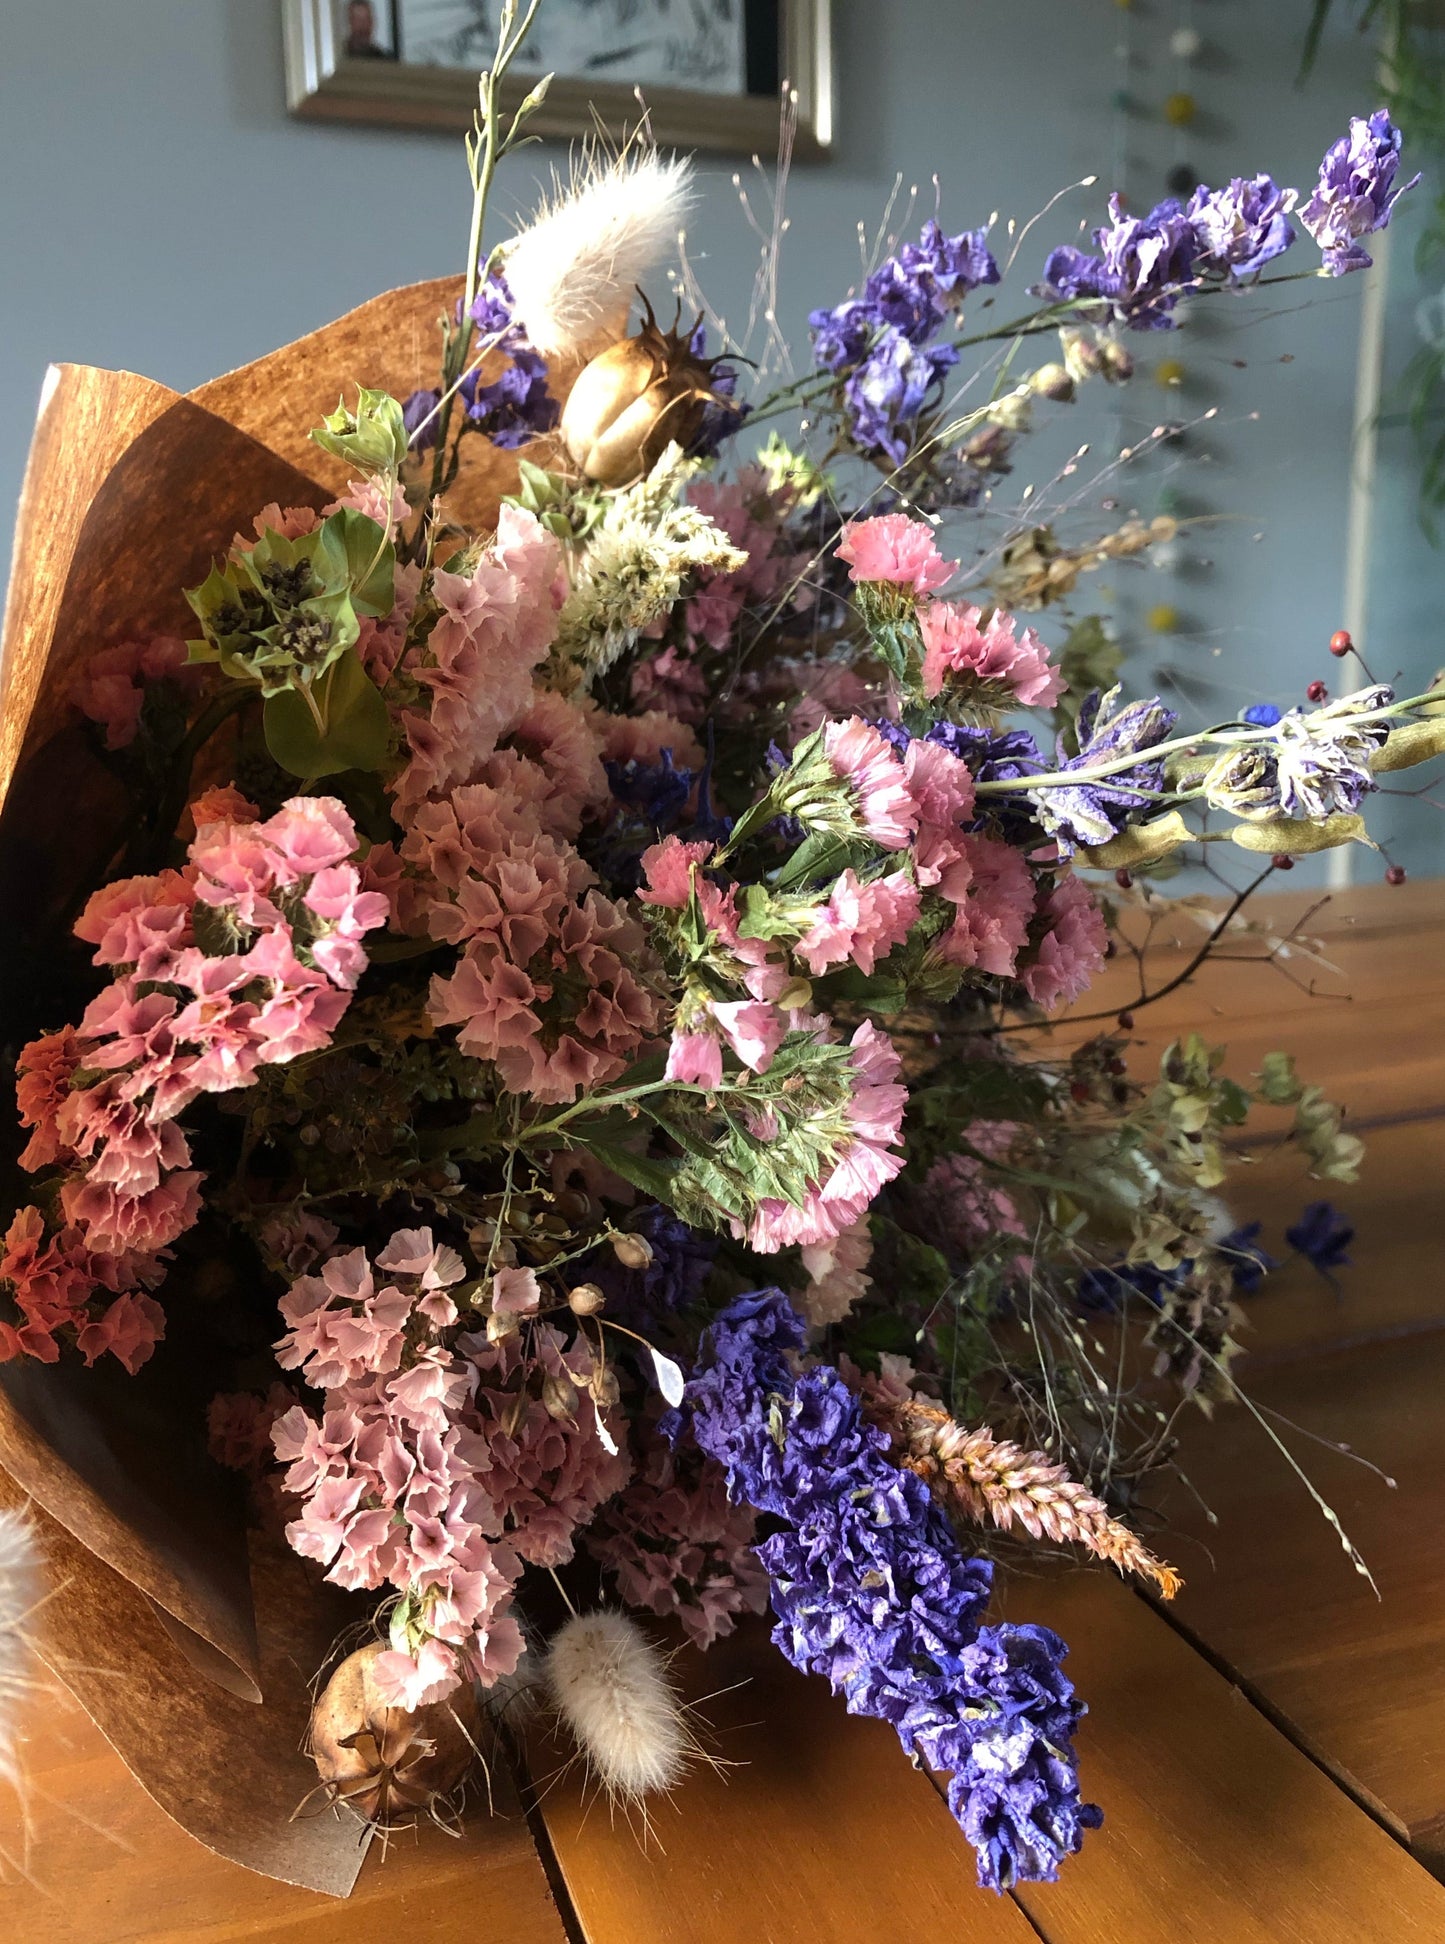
1301 111 1420 276
606 748 697 829
682 1290 1100 1890
1186 175 1297 279
1038 195 1201 330
1028 688 1179 855
461 345 559 449
401 387 442 454
810 221 997 464
687 322 750 460
1286 1200 1354 1278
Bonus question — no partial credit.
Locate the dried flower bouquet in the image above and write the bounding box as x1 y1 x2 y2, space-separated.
0 0 1436 1895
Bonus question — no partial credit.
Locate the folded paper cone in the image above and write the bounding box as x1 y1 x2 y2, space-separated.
0 276 586 1892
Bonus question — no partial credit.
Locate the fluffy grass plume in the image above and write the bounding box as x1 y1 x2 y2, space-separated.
543 1608 690 1807
503 149 694 358
0 1512 43 1789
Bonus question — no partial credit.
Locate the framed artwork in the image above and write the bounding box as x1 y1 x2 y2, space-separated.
283 0 833 156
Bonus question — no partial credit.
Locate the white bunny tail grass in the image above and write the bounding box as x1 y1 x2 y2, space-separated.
543 1609 692 1812
503 149 695 359
0 1512 44 1791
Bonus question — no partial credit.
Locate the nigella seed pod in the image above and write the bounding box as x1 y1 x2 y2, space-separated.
589 1366 621 1407
307 1643 482 1827
487 1309 520 1343
561 297 729 486
542 1369 579 1420
611 1232 653 1270
568 1281 606 1316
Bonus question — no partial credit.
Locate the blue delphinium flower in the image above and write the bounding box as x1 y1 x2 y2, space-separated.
1028 687 1179 855
1301 110 1420 276
810 221 998 463
681 1290 1100 1891
1038 194 1200 330
443 269 560 449
1286 1200 1354 1279
1186 175 1297 278
1207 687 1391 824
1216 1221 1279 1296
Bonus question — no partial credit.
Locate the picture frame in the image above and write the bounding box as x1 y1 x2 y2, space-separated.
282 1 833 158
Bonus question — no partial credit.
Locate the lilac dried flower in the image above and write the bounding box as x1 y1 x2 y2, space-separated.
1301 111 1420 276
1186 175 1297 278
1029 688 1179 854
1038 195 1200 330
1206 686 1392 823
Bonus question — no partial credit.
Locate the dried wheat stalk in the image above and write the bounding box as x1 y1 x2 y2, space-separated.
875 1396 1182 1599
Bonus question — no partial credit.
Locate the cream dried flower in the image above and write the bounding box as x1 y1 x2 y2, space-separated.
550 444 746 681
502 148 695 359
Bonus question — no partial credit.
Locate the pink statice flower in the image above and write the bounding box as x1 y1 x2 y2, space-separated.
187 785 259 835
902 738 977 885
416 781 661 1105
796 1216 874 1327
638 836 714 909
921 1126 1031 1266
747 1020 908 1252
836 514 959 596
1020 873 1109 1011
821 718 919 849
394 504 565 808
14 1028 83 1171
796 869 920 977
586 1416 769 1650
935 832 1038 979
629 643 710 722
72 637 200 751
918 600 1066 707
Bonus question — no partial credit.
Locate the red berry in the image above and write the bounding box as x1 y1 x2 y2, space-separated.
1386 863 1407 886
1329 630 1353 657
1271 853 1295 871
1117 1009 1135 1030
1114 868 1133 890
1306 679 1328 703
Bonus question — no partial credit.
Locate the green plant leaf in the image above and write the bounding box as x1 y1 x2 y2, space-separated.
262 649 391 779
315 508 395 618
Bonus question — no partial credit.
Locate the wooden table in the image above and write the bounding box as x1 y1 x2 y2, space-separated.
3 879 1444 1942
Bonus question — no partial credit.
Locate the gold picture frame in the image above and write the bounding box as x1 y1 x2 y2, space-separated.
282 1 833 157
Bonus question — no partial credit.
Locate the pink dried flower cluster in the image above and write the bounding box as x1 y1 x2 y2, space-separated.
587 1420 769 1649
823 717 920 849
680 472 815 655
392 504 566 810
921 1125 1031 1264
918 599 1066 708
796 1215 875 1327
6 796 384 1368
272 1228 628 1708
1020 874 1109 1011
0 1203 165 1371
747 1020 908 1252
72 636 201 750
836 513 959 596
402 779 662 1104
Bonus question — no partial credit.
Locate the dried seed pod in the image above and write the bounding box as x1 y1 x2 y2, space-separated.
561 298 730 486
542 1369 580 1420
568 1281 606 1316
307 1643 482 1826
487 1308 520 1343
589 1365 621 1407
611 1232 653 1271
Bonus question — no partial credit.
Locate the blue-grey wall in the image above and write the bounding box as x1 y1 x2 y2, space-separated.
5 0 1415 857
